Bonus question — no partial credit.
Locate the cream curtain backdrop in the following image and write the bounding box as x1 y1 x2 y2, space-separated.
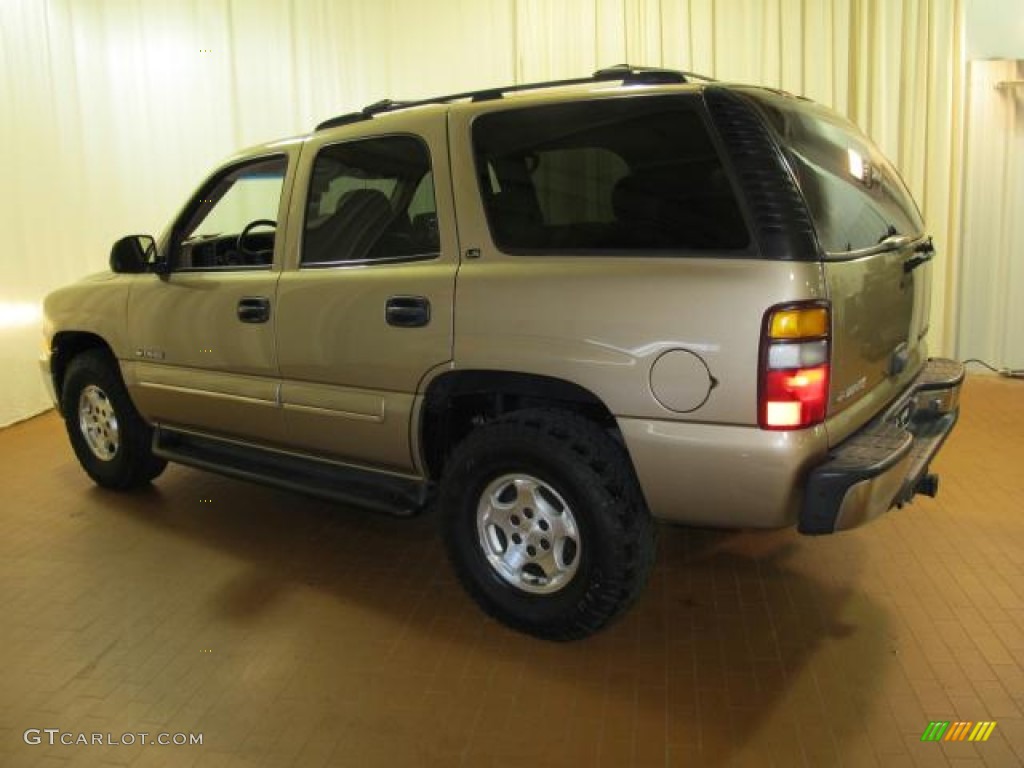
0 0 965 427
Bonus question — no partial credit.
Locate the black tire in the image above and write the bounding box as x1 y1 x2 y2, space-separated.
61 349 166 490
439 409 656 640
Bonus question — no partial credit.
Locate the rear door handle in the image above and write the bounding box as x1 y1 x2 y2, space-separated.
385 295 430 328
237 296 271 323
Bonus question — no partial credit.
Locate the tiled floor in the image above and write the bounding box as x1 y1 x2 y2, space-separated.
1 375 1021 767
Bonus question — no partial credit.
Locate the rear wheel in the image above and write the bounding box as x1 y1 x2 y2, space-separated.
439 409 656 640
62 350 166 489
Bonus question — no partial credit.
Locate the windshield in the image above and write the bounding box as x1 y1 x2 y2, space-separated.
752 95 925 255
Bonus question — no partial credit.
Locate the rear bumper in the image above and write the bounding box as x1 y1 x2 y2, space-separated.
617 417 827 528
799 357 964 534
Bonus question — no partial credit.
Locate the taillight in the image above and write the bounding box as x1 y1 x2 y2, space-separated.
759 303 830 430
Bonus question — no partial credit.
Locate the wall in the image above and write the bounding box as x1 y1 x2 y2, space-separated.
957 60 1024 369
965 0 1024 60
958 2 1024 368
0 0 966 427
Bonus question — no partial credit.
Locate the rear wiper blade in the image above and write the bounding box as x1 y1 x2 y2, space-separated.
903 236 935 273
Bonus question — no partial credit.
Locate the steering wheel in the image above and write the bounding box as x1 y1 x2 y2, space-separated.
237 219 278 260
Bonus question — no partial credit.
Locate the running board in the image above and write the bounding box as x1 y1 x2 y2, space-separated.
153 426 429 516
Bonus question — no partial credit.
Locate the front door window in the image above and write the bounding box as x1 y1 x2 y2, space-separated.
175 156 287 270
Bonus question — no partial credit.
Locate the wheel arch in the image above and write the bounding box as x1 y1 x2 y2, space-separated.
418 369 618 480
51 331 116 409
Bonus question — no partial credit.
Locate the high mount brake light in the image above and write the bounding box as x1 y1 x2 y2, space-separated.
759 303 830 430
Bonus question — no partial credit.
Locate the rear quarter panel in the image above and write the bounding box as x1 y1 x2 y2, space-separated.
447 252 833 529
451 255 827 425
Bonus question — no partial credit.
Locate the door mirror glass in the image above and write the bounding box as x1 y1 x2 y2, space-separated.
110 235 156 273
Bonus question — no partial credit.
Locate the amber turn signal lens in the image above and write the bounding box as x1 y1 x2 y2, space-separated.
769 307 829 339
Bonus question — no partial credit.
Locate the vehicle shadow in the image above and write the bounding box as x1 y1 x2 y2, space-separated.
81 460 890 766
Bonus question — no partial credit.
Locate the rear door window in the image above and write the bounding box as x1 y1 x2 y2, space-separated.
754 97 925 255
302 136 439 266
473 96 750 254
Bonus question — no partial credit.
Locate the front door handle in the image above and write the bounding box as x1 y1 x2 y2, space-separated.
237 296 271 323
385 295 430 328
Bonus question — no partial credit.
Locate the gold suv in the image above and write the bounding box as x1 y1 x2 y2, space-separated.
42 66 964 639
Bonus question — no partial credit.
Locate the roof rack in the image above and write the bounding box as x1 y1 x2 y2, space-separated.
315 64 714 131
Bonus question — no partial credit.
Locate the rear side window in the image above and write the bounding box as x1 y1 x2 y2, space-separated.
757 99 925 255
473 96 749 253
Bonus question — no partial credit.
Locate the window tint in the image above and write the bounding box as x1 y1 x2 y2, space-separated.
176 156 287 270
303 136 438 266
473 96 749 253
758 99 925 254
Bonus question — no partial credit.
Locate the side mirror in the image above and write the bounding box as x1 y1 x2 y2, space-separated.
110 235 156 274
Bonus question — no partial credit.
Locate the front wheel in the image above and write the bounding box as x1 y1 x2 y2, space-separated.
61 350 166 489
439 409 656 640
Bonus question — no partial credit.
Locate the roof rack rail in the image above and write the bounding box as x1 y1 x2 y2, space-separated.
314 64 713 131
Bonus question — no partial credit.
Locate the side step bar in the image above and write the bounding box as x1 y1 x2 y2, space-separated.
153 426 430 516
